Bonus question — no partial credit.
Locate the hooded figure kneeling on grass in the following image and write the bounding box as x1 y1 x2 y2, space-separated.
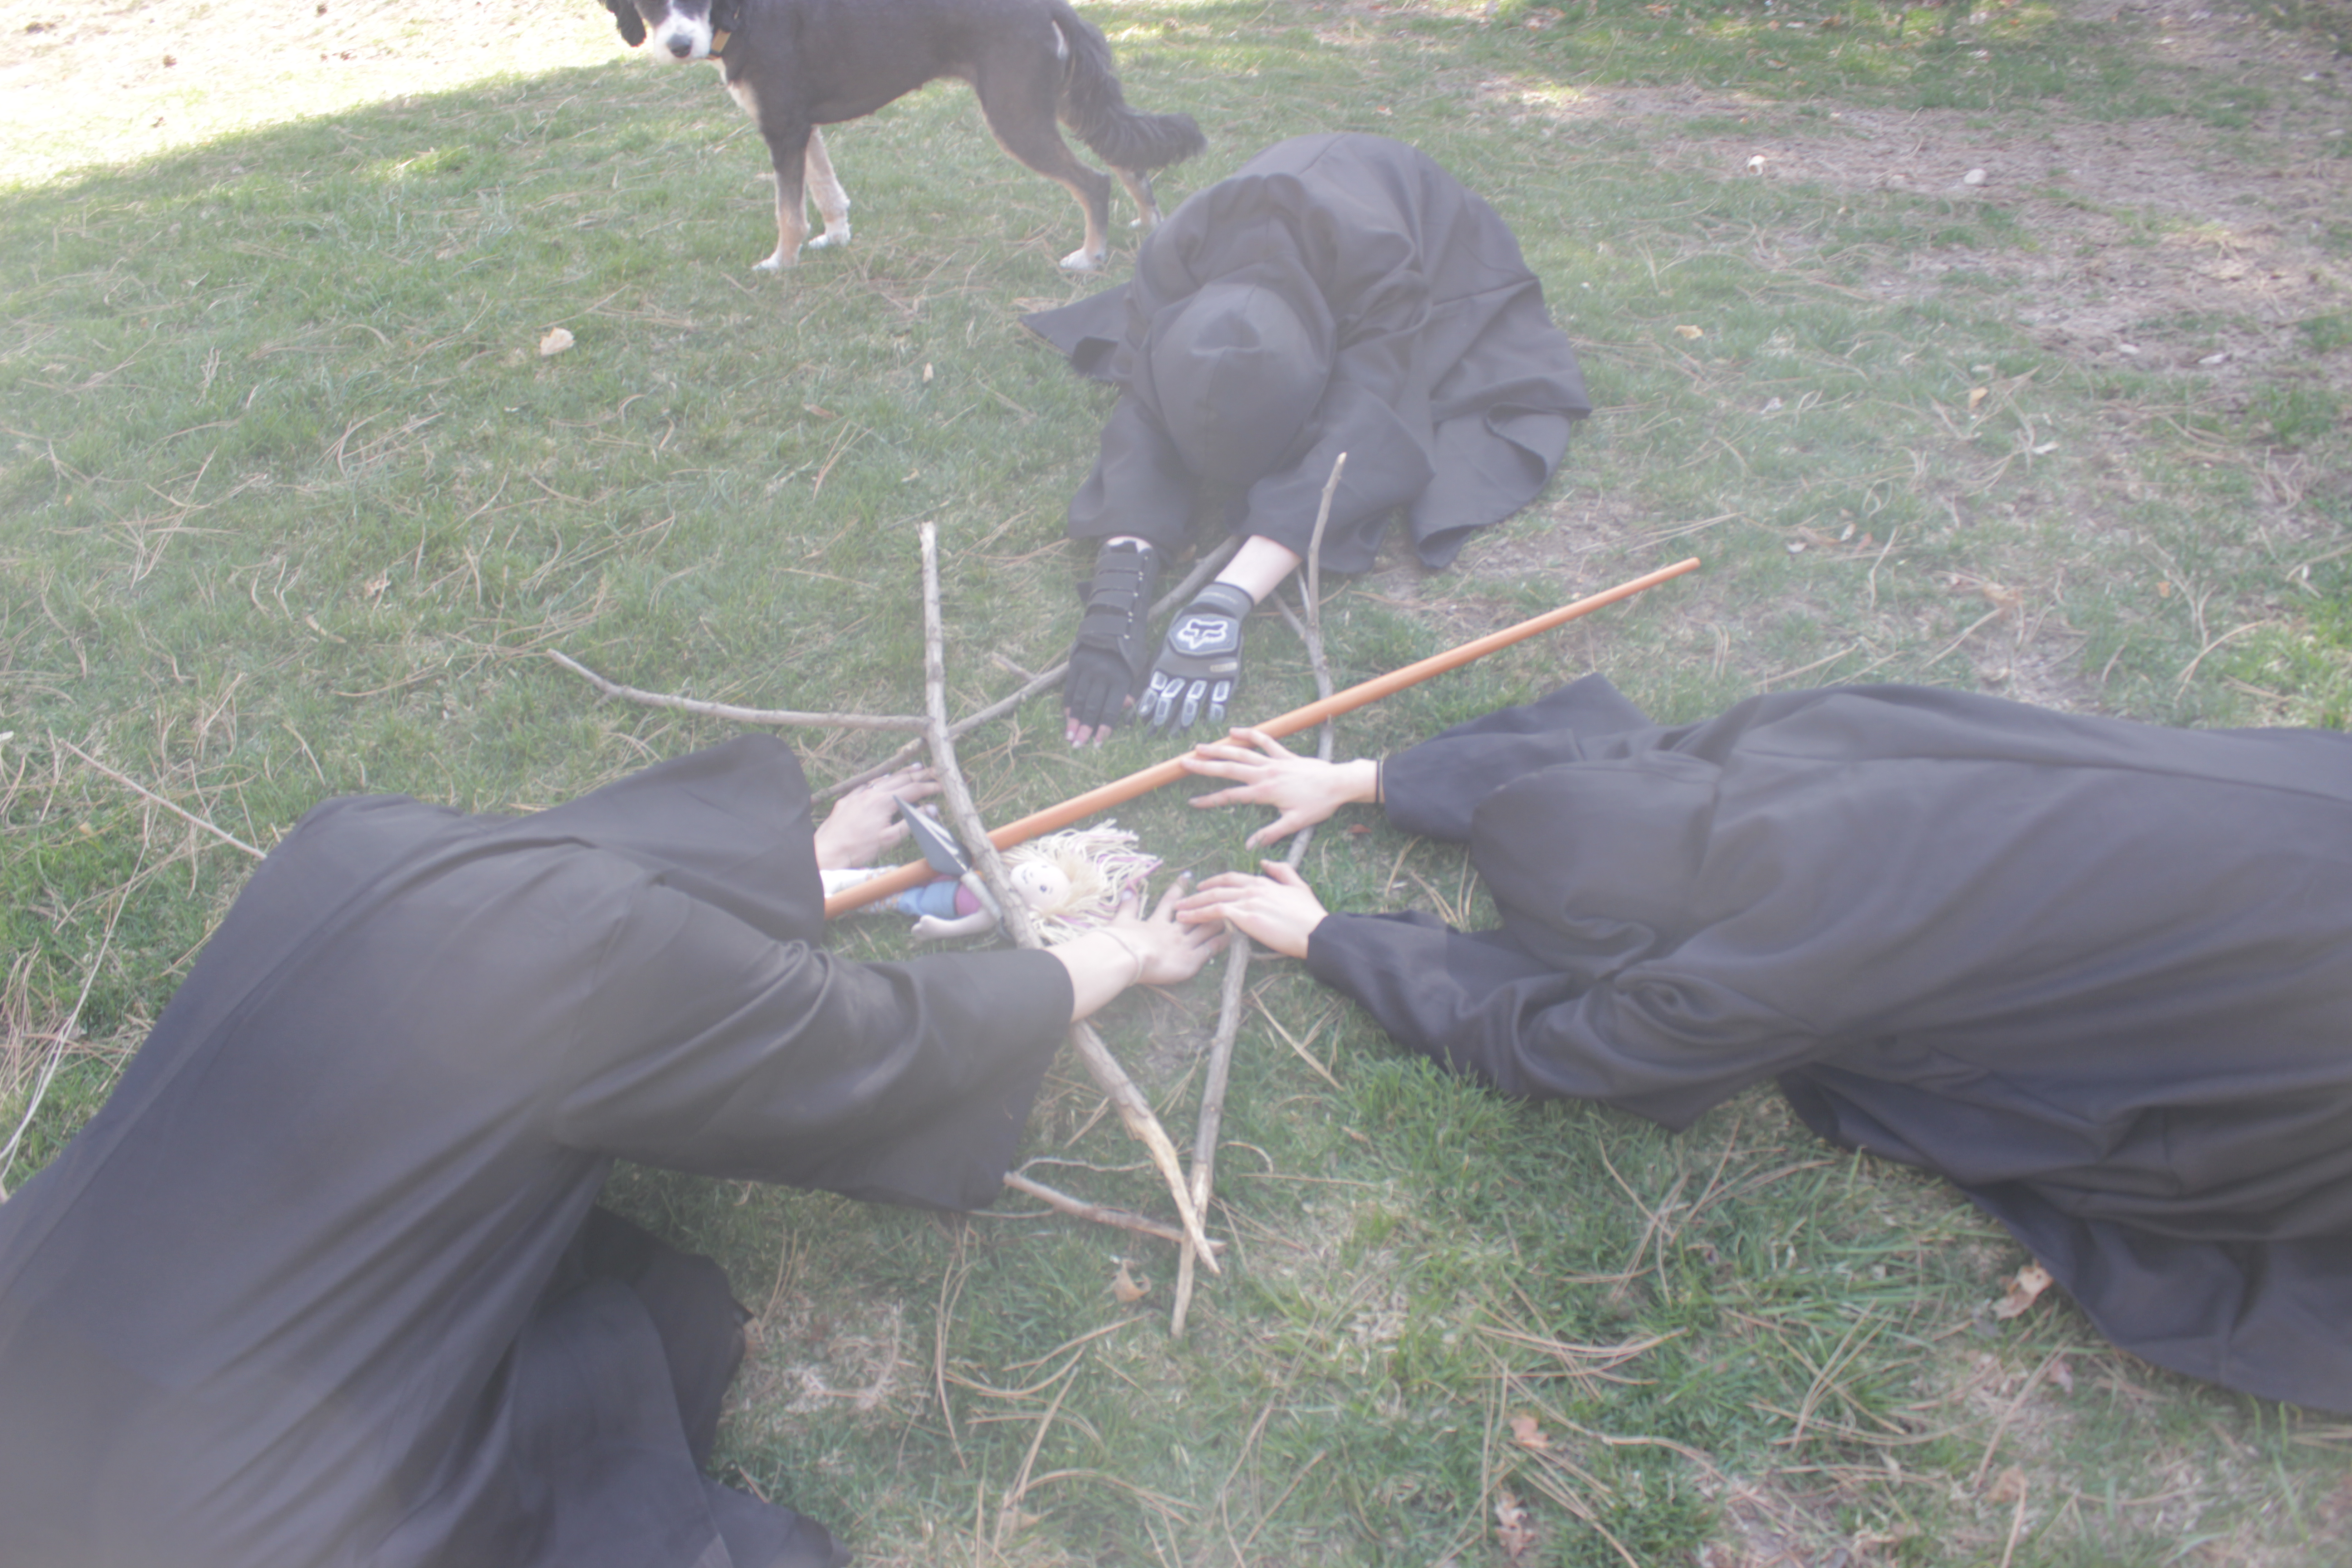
1173 676 2352 1412
0 748 1219 1568
1025 132 1594 745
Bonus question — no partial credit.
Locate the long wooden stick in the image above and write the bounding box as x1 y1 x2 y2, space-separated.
826 555 1702 918
914 522 1032 946
914 524 1218 1274
1000 1170 1226 1256
813 537 1245 803
1170 944 1251 1336
1172 452 1348 1337
548 650 927 731
55 738 264 859
1061 1026 1219 1273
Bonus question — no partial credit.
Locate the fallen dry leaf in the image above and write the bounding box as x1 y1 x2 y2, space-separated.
1993 1261 2054 1320
1495 1488 1537 1561
1110 1259 1150 1304
1675 324 1704 340
1985 1464 2029 1504
1508 1413 1550 1451
537 326 574 357
1968 385 1989 412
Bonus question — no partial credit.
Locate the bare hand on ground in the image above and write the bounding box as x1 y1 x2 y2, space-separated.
812 766 940 868
1106 876 1227 985
1058 876 1226 1020
1177 864 1330 959
1181 729 1377 849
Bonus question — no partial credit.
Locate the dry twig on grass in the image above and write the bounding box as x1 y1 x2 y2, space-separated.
989 1354 1079 1551
930 1232 973 1469
997 1169 1224 1256
6 743 260 1195
54 738 264 860
1252 997 1342 1090
546 649 927 731
910 523 1217 1275
1169 943 1253 1338
0 848 143 1196
815 536 1243 801
1172 453 1347 1336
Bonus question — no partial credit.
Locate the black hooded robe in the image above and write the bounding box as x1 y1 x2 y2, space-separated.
0 737 1076 1568
1302 676 2352 1410
1023 133 1594 573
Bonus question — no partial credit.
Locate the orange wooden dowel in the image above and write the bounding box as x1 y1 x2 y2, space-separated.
825 556 1701 919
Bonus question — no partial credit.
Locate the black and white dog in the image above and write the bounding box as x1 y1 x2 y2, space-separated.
600 0 1204 273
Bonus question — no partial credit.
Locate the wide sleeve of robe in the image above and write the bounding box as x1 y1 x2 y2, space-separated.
1307 737 1830 1128
517 734 1077 1210
1305 676 2352 1411
0 735 1078 1568
554 883 1072 1209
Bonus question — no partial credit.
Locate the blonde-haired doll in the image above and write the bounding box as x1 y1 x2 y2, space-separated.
823 824 1160 942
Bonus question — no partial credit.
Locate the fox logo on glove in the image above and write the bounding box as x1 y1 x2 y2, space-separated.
1170 614 1239 655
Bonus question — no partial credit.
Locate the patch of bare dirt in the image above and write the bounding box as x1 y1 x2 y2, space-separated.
1481 9 2352 404
1423 9 2351 719
1727 98 2347 393
1695 1469 1879 1568
738 1295 917 1427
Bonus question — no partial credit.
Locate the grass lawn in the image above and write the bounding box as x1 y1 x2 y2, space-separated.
5 1 2352 1562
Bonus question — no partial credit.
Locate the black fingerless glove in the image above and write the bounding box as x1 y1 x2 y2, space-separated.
1064 541 1160 731
1141 582 1253 732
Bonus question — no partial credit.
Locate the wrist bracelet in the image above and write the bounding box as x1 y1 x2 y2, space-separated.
1099 928 1148 988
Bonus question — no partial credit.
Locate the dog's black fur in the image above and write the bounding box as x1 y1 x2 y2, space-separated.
600 0 1204 273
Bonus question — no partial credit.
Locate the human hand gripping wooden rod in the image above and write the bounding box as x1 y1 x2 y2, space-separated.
823 555 1702 919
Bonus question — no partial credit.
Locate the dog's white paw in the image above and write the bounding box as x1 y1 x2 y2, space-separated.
754 249 795 273
804 224 853 251
1058 245 1108 273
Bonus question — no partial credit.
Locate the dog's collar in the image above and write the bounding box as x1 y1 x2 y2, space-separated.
711 27 730 51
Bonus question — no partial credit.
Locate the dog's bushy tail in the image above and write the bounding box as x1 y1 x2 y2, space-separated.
1050 0 1205 171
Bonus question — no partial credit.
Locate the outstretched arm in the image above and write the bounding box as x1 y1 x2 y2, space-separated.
1181 728 1380 849
1052 876 1225 1019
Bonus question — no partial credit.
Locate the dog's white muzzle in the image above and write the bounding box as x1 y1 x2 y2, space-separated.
653 14 714 60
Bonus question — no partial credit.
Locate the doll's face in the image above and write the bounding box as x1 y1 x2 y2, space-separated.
1009 859 1071 909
